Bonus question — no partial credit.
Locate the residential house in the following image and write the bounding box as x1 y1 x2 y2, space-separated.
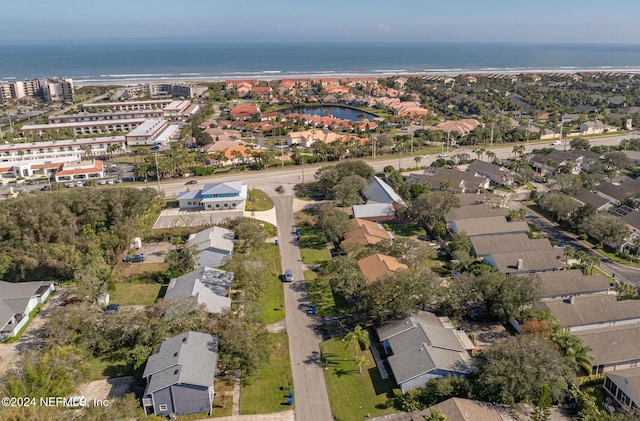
470 233 551 258
533 269 611 300
595 182 631 205
604 367 640 408
142 331 218 417
0 281 54 340
541 294 640 332
448 216 529 238
165 267 233 314
188 227 235 268
529 149 601 177
466 160 515 187
432 119 480 135
341 218 393 248
375 397 504 421
444 204 509 222
407 168 490 193
376 311 473 393
229 104 260 120
286 129 341 148
357 254 408 283
177 181 248 211
622 150 640 166
484 249 565 274
579 121 618 135
203 127 242 142
573 188 612 210
575 325 640 375
352 176 407 222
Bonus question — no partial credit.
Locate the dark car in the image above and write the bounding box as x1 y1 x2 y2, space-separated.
468 307 489 320
40 185 51 191
124 253 145 263
62 297 82 306
185 180 198 185
104 304 121 314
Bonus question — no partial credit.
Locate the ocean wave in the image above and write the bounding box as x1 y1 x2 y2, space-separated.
262 70 281 74
179 73 204 76
100 73 173 78
371 69 407 73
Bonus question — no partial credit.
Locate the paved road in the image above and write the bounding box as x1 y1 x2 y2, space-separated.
272 193 333 421
512 200 640 286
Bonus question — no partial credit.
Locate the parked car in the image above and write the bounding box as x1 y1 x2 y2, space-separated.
185 180 198 185
124 253 145 263
468 307 489 320
284 269 294 282
62 297 82 306
104 304 121 314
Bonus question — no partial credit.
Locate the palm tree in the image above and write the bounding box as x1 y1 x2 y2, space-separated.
512 145 525 160
563 246 575 265
414 156 422 167
424 409 449 421
354 355 369 375
485 150 497 164
553 332 592 374
344 326 370 357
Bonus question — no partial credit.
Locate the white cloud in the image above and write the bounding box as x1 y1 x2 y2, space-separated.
376 24 391 33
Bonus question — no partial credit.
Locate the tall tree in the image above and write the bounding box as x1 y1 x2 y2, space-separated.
344 326 370 357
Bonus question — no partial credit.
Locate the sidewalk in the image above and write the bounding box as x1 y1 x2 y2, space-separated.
196 410 294 421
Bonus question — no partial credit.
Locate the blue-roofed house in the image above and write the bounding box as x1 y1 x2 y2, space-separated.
165 267 233 314
142 331 218 417
177 181 248 211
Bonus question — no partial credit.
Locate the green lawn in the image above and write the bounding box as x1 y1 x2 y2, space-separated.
321 338 397 421
255 244 285 325
385 223 426 237
240 333 293 414
305 271 349 316
246 189 275 211
110 282 163 306
298 223 331 264
85 355 131 380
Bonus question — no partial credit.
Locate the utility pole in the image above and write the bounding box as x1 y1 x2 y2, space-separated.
490 120 494 149
372 136 376 159
154 151 161 193
301 155 305 183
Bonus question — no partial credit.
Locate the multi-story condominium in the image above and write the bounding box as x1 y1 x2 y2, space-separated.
0 136 126 179
82 100 172 112
48 109 165 123
0 78 74 103
21 118 146 136
111 83 207 100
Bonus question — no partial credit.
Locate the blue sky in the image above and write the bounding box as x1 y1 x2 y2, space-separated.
3 0 640 44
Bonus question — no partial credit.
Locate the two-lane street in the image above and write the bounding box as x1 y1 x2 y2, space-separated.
272 194 333 421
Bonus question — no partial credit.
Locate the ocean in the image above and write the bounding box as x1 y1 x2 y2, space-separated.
2 41 640 85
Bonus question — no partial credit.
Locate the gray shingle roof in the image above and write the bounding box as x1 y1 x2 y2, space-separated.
488 249 565 273
470 233 550 256
450 217 529 237
377 311 471 385
533 269 610 298
445 204 508 222
143 331 218 394
573 188 610 209
575 324 640 366
165 267 233 313
0 281 53 330
542 295 640 329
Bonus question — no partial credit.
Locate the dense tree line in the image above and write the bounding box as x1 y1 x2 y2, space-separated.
0 188 158 282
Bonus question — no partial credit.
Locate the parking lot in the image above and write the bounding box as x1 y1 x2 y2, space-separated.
153 208 243 229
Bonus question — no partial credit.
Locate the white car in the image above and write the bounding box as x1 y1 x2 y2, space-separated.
551 140 561 146
437 152 451 158
420 154 429 158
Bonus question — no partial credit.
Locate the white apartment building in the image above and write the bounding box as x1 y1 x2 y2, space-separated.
0 78 74 103
48 109 164 123
0 136 126 179
21 118 146 136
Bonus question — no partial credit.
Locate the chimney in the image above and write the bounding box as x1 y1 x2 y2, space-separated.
517 259 524 270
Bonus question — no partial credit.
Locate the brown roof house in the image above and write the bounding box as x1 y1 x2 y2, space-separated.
341 218 393 248
357 254 408 283
372 397 504 421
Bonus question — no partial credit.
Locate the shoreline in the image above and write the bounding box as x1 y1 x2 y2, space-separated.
71 68 640 87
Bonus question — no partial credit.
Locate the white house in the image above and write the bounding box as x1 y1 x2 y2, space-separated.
0 281 54 339
177 182 248 211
